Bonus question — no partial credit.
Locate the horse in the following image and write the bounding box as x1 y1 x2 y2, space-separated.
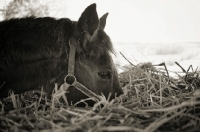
0 3 123 106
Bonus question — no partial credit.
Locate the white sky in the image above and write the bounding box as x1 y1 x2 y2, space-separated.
0 0 200 43
62 0 200 43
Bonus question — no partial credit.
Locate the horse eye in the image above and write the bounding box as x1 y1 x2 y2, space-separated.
98 72 112 80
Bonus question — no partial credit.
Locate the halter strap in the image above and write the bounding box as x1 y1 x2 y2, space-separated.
67 38 76 76
64 38 76 85
53 38 102 104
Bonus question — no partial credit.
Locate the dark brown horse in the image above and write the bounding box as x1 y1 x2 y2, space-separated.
0 3 123 105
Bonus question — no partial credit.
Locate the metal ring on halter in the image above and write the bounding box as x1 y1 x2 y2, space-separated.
64 75 76 85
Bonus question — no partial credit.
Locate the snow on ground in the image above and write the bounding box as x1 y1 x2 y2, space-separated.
113 42 200 76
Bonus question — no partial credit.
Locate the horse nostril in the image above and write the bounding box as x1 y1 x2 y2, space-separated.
98 72 112 80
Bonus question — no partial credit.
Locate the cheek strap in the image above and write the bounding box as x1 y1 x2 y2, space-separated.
52 37 102 105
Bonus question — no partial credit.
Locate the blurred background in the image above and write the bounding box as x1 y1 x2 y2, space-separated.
1 0 200 75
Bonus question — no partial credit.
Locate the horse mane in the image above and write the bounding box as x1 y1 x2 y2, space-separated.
0 16 114 66
97 29 115 55
0 16 73 61
78 28 115 65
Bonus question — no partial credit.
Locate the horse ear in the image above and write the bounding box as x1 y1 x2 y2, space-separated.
100 13 108 30
77 3 99 36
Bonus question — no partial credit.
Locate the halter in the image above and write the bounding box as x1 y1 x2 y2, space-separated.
53 38 102 104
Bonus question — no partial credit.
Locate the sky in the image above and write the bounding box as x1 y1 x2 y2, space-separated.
61 0 200 43
0 0 200 43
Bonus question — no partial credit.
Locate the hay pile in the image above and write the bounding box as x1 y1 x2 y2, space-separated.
0 60 200 132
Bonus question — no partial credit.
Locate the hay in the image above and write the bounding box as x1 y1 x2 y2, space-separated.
0 56 200 132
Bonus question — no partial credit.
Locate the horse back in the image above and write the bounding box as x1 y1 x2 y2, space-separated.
0 17 73 97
